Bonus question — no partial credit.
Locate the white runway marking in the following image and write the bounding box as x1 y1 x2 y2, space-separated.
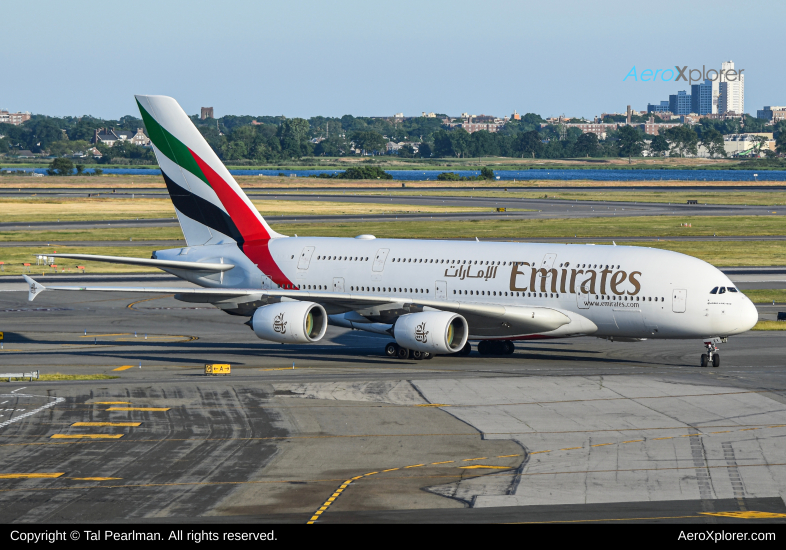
0 394 64 430
11 387 26 393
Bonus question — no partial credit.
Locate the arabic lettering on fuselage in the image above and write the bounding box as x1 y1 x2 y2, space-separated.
444 264 498 281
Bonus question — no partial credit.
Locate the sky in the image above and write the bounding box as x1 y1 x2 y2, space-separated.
2 0 784 120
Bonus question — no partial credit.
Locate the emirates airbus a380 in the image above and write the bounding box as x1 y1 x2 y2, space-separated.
24 95 759 367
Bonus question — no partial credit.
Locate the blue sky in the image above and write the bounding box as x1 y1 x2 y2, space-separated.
2 0 783 119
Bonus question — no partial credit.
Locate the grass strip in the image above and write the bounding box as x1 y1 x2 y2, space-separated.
752 321 786 331
741 290 786 303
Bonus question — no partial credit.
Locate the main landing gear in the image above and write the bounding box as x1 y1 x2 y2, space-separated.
385 342 433 360
700 340 720 368
477 340 515 356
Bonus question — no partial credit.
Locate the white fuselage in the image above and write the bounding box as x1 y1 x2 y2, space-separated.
159 236 759 341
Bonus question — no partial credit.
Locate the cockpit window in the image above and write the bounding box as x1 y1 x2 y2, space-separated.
718 287 726 294
727 287 738 292
710 287 718 294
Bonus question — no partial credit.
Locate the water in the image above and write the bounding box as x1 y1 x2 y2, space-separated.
5 167 786 181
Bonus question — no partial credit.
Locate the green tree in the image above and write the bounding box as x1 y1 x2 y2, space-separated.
664 125 698 157
617 125 644 162
449 128 471 158
514 130 543 158
573 132 599 157
700 128 726 158
75 164 85 175
648 134 669 157
277 118 312 158
397 144 415 158
777 131 786 155
48 158 74 175
351 130 386 155
480 167 495 180
418 142 432 158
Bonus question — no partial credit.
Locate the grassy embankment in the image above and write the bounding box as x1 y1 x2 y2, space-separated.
752 321 786 331
741 290 786 303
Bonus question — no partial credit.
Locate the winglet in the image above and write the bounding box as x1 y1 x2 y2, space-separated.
23 275 46 302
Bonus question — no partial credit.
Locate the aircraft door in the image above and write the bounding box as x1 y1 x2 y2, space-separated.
333 278 345 292
540 253 557 269
435 281 447 300
372 249 390 272
672 289 687 313
297 246 315 270
577 283 590 309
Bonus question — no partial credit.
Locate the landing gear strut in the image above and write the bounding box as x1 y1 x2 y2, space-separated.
700 340 720 368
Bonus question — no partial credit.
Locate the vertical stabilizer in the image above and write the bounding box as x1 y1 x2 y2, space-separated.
135 95 283 247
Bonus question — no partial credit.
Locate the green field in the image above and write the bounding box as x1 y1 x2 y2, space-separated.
741 290 786 303
752 321 786 331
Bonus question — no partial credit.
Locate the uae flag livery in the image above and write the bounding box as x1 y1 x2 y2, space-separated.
135 95 294 288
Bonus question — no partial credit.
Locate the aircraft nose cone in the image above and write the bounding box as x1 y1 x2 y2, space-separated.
741 297 759 332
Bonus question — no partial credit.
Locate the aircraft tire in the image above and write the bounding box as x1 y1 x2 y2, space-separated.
385 342 399 357
396 347 409 360
700 354 708 367
459 342 472 356
503 341 515 355
423 352 434 360
412 350 424 360
477 341 490 355
712 354 720 368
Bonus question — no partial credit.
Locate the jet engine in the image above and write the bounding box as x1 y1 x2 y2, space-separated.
394 311 468 354
250 302 328 343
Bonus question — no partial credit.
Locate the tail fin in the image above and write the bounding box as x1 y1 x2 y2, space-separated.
135 95 283 247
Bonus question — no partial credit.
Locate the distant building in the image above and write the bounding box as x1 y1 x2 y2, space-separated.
446 114 506 133
719 61 744 115
721 133 775 157
421 112 437 118
559 122 620 139
691 80 719 115
0 110 31 125
201 107 214 120
647 101 671 113
512 110 521 120
669 91 692 115
93 128 150 147
641 117 680 136
757 106 786 123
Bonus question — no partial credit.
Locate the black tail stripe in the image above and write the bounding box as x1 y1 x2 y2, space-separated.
161 171 245 245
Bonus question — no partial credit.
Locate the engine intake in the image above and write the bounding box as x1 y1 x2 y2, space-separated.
394 311 468 354
251 302 327 343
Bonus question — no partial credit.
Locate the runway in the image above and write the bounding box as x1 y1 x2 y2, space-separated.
0 281 785 523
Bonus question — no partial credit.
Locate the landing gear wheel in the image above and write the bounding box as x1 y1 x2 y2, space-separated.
712 354 720 368
385 342 399 357
411 350 424 360
477 340 490 355
396 347 409 360
458 342 472 356
423 352 434 360
503 341 515 355
700 354 708 367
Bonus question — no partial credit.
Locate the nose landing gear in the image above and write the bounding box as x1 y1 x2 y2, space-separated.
700 339 721 368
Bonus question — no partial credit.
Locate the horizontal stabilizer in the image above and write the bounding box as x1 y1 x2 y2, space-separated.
46 253 234 272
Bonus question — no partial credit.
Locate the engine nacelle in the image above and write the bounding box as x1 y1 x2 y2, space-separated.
251 302 328 343
394 311 468 354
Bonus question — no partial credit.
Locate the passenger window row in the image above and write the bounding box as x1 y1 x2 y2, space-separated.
316 255 369 261
349 286 428 294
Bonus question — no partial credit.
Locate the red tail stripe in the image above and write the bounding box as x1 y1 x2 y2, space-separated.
188 148 296 289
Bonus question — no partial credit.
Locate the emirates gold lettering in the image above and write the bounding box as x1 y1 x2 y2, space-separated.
509 262 529 291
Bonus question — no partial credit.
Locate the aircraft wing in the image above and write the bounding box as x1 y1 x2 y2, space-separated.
23 276 570 334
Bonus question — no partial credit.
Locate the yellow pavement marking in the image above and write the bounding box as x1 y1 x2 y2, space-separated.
462 457 487 461
414 403 450 407
382 468 400 472
112 366 135 372
50 434 123 439
106 407 170 411
0 473 64 479
709 431 731 434
560 446 583 450
652 437 674 440
80 333 131 338
740 428 760 431
496 454 522 458
622 440 644 443
403 464 424 469
700 511 786 519
71 422 140 427
93 402 131 405
69 477 122 481
530 450 551 454
459 465 510 470
430 461 454 465
590 443 615 447
364 472 379 475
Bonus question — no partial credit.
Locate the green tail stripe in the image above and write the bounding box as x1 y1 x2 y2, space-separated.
136 99 209 186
